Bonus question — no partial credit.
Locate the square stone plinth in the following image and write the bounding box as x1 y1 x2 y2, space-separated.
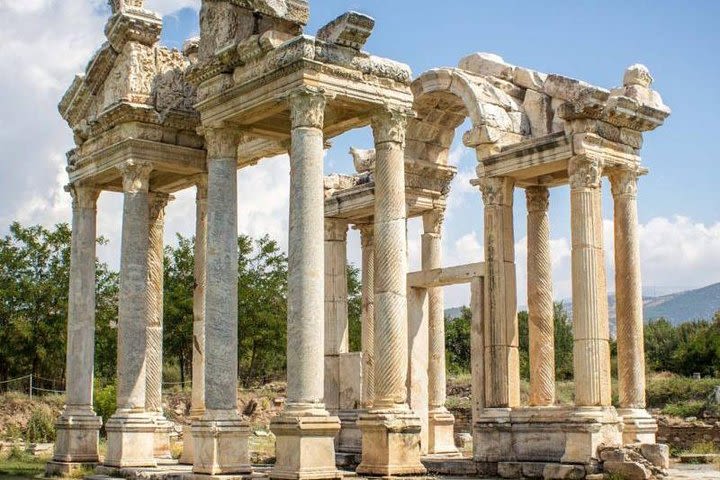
427 410 461 457
192 413 251 477
104 411 157 468
179 424 195 465
269 414 342 480
49 409 102 470
356 410 427 477
154 417 174 459
618 408 658 444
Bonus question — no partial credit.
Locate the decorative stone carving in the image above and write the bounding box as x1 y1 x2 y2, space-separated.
68 185 101 210
372 109 408 145
288 89 327 129
317 11 375 50
526 185 550 212
477 176 512 206
204 127 244 160
350 147 376 173
610 168 640 197
109 0 144 13
118 161 153 193
569 156 603 190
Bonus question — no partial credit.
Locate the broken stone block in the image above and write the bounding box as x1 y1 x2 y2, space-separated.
497 462 523 479
543 464 586 479
317 11 375 50
640 443 670 469
514 66 547 90
604 460 652 480
522 89 552 136
459 52 515 80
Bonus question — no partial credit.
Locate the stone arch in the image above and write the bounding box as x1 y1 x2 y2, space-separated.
407 67 526 165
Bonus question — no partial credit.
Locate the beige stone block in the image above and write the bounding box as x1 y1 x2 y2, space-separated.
459 52 515 81
407 286 428 453
324 355 340 411
338 352 362 410
522 89 552 137
51 412 102 465
192 415 251 476
178 424 194 465
513 67 547 90
356 412 426 476
270 415 341 480
604 460 651 480
104 412 157 468
428 411 460 456
639 443 669 469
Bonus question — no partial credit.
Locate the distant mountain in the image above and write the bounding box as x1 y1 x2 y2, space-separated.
444 307 464 321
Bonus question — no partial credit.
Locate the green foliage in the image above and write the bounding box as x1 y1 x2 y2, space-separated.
445 307 471 374
646 376 720 408
25 405 56 442
688 441 720 455
347 264 362 352
662 400 706 418
93 384 117 427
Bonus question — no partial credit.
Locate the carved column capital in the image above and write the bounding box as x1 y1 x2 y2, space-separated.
288 88 327 130
195 174 209 200
67 184 100 210
110 0 144 14
609 167 640 198
569 156 603 190
118 161 153 193
423 209 445 236
526 186 550 213
371 109 409 145
203 127 244 160
358 223 374 246
324 218 348 242
477 176 514 206
148 192 171 219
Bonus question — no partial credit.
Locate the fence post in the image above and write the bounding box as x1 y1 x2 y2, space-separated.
29 374 33 400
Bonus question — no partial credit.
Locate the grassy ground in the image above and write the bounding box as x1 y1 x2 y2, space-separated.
0 448 48 480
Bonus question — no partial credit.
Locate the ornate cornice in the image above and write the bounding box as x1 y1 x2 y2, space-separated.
118 160 153 193
288 88 327 130
568 155 603 190
372 108 409 145
526 186 550 213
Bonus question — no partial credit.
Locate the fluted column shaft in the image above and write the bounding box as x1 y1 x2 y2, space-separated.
286 90 327 412
65 186 100 411
325 219 349 356
526 186 555 407
117 161 154 411
146 193 170 416
371 110 410 411
423 210 447 412
191 177 208 418
359 225 375 409
569 156 612 407
611 169 646 410
478 176 520 409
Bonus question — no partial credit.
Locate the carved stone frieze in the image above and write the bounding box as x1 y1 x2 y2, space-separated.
569 155 603 190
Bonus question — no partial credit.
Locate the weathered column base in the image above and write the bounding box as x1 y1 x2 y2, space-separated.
356 410 427 476
46 409 103 476
179 424 195 465
105 411 158 468
473 407 623 472
269 413 342 480
153 416 174 459
618 408 658 444
337 410 362 454
427 409 461 457
191 411 251 477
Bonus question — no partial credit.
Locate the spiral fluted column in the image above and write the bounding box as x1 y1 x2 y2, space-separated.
359 224 375 409
526 186 556 407
569 156 612 407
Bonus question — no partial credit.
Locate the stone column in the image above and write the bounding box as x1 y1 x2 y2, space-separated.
324 218 349 412
270 89 340 480
105 161 157 468
470 276 485 461
610 168 656 443
423 210 459 456
192 128 250 477
569 156 612 407
146 192 172 459
477 177 520 409
526 186 555 407
181 176 208 465
47 185 103 476
357 110 426 476
359 224 375 409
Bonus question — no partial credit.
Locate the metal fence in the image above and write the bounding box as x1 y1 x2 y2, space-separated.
0 375 193 397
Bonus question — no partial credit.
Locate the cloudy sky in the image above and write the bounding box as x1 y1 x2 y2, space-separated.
1 0 719 309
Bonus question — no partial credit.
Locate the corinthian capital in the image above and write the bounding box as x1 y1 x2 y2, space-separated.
372 109 408 145
109 0 144 13
526 186 550 213
148 192 171 220
288 88 327 130
568 156 603 190
477 176 514 206
609 168 640 198
203 127 244 160
67 184 100 210
118 160 153 194
423 209 445 236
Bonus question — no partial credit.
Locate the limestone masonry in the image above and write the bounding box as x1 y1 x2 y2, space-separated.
47 1 671 479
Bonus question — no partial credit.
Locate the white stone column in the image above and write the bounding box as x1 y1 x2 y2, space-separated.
357 109 426 476
526 186 556 407
270 89 340 480
359 224 375 410
610 168 656 443
569 156 612 407
181 176 208 465
105 161 157 468
470 276 486 462
423 210 459 456
477 177 520 409
48 185 103 475
192 128 250 477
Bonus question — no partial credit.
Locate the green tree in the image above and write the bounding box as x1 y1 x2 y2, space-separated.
163 236 195 385
347 264 362 352
445 307 471 374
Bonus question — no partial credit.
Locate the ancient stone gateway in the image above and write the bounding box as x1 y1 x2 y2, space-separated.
47 1 670 479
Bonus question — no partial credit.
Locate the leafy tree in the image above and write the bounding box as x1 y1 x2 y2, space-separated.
163 236 195 385
445 307 471 374
347 264 362 352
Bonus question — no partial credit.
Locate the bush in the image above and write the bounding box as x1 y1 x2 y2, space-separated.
646 376 720 409
662 400 706 418
94 384 116 428
25 406 56 443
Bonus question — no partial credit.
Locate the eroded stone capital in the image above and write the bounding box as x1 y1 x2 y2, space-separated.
609 167 640 198
325 218 348 242
568 155 603 190
477 176 514 206
67 184 100 210
525 186 550 213
109 0 144 13
358 224 374 246
195 174 209 200
288 88 327 130
118 161 153 193
372 109 409 145
422 209 445 236
148 192 171 220
203 127 244 160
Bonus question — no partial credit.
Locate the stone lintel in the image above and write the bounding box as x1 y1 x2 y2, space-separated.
317 11 375 50
407 262 486 288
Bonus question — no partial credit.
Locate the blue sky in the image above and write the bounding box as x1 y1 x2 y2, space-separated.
1 0 718 308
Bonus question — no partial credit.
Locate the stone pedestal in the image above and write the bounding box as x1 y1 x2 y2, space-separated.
105 161 157 468
618 408 658 444
48 186 103 476
357 109 425 476
560 407 623 464
191 411 250 476
270 89 340 480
